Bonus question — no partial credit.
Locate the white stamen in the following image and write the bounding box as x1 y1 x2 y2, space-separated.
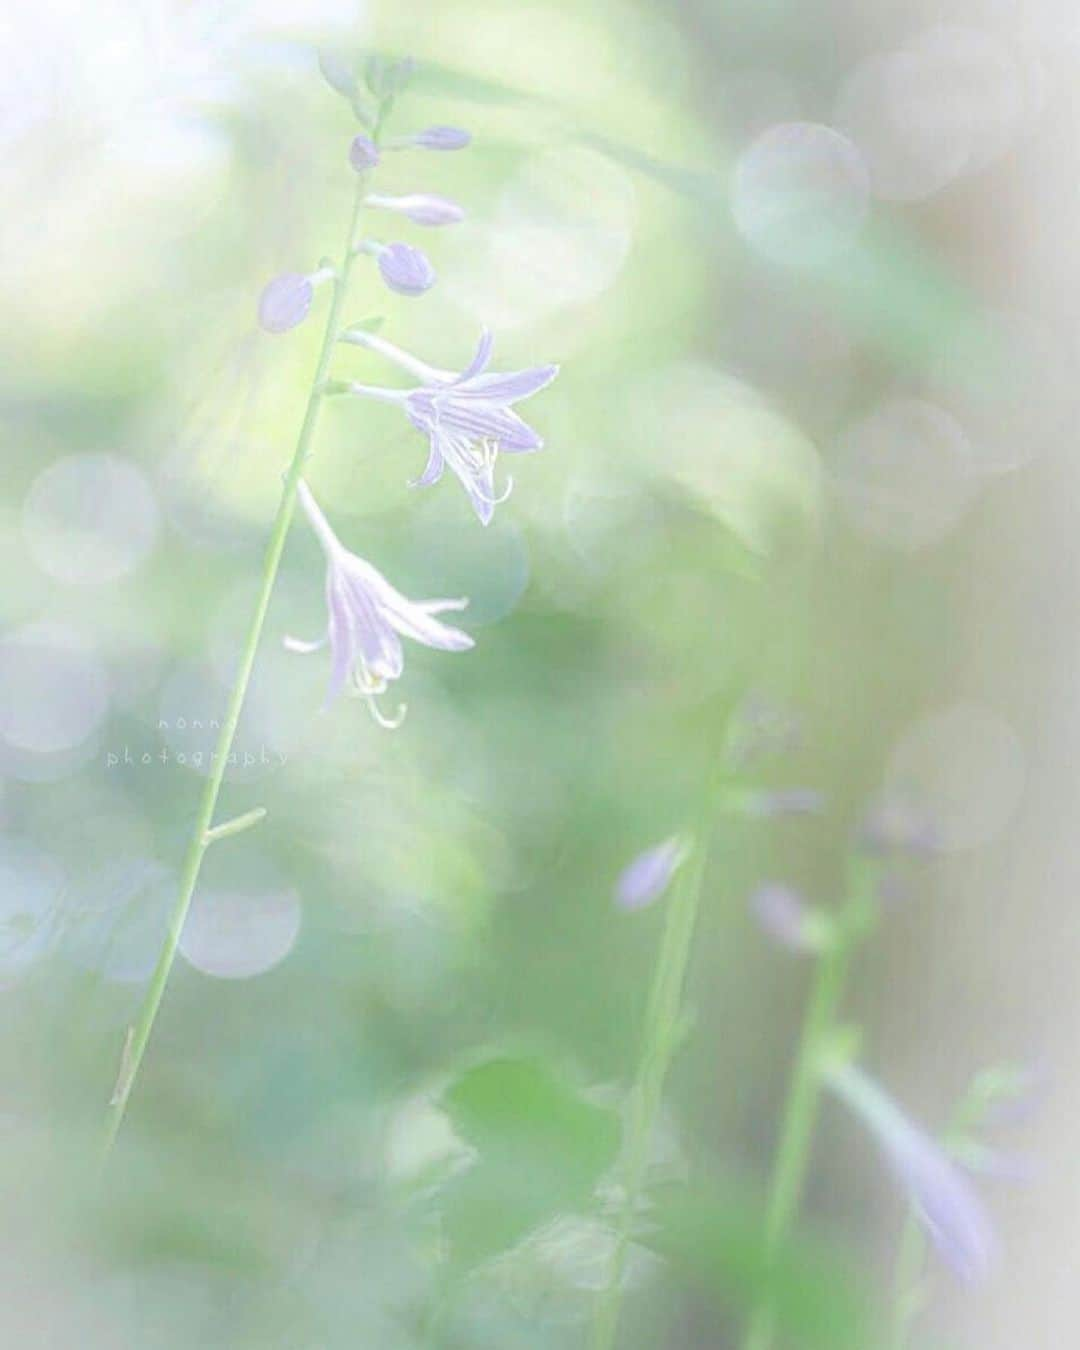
365 693 408 730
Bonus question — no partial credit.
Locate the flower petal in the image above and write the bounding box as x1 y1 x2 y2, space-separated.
456 329 494 383
457 363 559 403
827 1063 996 1283
410 438 446 488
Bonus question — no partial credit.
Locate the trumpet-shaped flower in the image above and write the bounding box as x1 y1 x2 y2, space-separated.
344 329 559 524
826 1061 995 1282
366 193 465 226
286 481 473 726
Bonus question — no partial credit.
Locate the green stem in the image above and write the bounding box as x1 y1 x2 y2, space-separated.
741 937 851 1350
740 863 873 1350
890 1212 927 1350
99 173 372 1171
590 762 728 1350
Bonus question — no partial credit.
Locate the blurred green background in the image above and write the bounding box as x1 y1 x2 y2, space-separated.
0 0 1073 1345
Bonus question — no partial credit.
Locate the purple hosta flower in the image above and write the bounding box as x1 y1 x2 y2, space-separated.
257 268 334 335
826 1061 996 1282
615 836 689 912
285 480 473 726
741 787 825 819
858 792 940 858
349 134 380 172
344 329 559 525
408 125 472 151
371 242 436 297
365 192 465 226
750 883 827 953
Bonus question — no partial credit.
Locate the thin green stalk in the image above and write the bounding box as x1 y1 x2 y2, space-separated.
740 861 874 1350
740 935 851 1350
99 171 373 1171
590 762 728 1350
890 1212 927 1350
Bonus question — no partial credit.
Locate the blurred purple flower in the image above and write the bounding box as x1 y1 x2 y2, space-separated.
859 793 940 857
750 883 823 953
373 242 436 296
615 836 688 912
286 480 473 725
366 192 465 226
344 329 559 524
349 134 380 172
742 787 825 819
826 1061 995 1282
258 269 333 334
725 696 802 768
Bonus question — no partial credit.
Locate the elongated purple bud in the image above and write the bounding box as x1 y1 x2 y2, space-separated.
349 134 380 172
258 272 313 334
413 125 471 151
366 193 465 227
615 836 688 912
376 242 436 297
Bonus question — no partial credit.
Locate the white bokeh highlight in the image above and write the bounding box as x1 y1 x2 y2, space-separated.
23 453 161 585
886 702 1026 852
835 25 1045 203
832 398 978 551
731 121 870 267
180 884 301 979
0 838 65 984
0 622 109 755
447 148 635 328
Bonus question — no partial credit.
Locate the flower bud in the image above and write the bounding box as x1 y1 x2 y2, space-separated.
366 192 464 227
413 125 471 151
858 793 940 857
257 272 314 334
750 883 827 953
614 836 688 912
349 134 380 172
376 242 436 297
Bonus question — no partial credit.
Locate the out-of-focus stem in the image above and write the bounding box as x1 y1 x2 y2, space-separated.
98 158 377 1172
740 861 874 1350
590 759 729 1350
890 1211 928 1350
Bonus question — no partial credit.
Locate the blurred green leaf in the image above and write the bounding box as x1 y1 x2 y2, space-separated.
579 132 725 205
437 1056 620 1270
408 59 556 109
645 1182 881 1350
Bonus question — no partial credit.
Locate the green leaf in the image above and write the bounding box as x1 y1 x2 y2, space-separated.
578 132 725 205
437 1056 620 1271
646 1182 882 1350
